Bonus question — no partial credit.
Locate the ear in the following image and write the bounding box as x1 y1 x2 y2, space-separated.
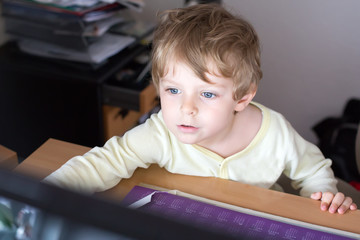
234 88 257 112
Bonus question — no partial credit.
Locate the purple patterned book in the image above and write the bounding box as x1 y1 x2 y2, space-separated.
122 185 357 240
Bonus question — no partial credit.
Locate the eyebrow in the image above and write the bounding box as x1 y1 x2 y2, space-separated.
159 78 175 84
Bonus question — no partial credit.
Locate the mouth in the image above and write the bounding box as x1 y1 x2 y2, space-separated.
177 124 199 133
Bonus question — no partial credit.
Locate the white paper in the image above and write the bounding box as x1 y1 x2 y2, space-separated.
32 0 144 9
18 33 135 64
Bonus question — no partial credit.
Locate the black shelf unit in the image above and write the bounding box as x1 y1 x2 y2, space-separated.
0 41 152 159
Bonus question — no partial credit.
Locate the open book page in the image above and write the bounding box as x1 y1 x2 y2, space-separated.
121 184 359 240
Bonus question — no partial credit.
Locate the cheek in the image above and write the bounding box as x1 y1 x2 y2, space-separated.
160 97 175 121
202 100 236 115
203 103 237 126
160 95 171 111
161 107 177 133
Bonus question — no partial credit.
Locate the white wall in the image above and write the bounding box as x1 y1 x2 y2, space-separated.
222 0 360 143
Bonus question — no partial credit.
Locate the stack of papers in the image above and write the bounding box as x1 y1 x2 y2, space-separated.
18 33 135 64
2 0 144 64
23 0 144 12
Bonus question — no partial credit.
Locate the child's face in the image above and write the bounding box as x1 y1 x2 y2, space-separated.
159 60 243 148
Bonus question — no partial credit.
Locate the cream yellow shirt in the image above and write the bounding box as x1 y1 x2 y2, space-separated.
44 102 337 197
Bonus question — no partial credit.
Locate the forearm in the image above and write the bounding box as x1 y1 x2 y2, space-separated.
297 162 338 197
43 136 150 193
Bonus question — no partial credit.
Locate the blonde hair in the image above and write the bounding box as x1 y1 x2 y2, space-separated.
151 3 262 100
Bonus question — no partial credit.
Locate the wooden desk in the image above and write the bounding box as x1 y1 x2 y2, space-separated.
15 138 360 235
0 144 18 170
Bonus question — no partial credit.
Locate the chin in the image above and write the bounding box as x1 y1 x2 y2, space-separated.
175 135 199 145
177 138 195 145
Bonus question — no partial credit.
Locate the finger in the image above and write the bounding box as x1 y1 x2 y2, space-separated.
320 192 334 212
329 192 345 214
350 203 357 210
311 192 322 200
336 196 352 214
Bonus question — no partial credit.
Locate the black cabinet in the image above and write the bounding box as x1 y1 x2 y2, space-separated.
0 41 154 158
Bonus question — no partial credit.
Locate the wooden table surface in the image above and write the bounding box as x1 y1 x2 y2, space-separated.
15 138 360 235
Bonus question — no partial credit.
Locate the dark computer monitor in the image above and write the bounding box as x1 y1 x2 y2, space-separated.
0 168 245 240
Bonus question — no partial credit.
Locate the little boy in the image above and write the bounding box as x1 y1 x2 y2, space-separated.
44 4 357 214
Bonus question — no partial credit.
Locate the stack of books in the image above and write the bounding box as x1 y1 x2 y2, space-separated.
1 0 145 64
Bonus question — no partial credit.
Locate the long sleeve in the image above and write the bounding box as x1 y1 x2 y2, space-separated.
280 119 338 197
43 113 171 193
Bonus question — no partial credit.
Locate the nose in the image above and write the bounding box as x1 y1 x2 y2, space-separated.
180 95 198 116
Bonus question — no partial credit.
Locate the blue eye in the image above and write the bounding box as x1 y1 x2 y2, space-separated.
168 88 180 94
202 92 216 98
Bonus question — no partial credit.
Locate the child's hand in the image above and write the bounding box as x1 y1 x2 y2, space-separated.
311 192 357 214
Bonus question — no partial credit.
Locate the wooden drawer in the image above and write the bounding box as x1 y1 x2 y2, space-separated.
138 83 159 114
103 106 142 140
102 83 159 140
